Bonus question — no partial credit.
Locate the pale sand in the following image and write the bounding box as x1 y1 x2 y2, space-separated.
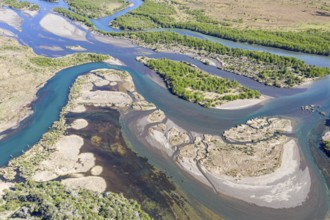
70 119 88 130
0 8 22 30
146 128 175 157
91 165 103 176
322 131 330 141
33 135 96 181
216 95 270 110
65 45 87 51
23 10 38 17
39 45 63 51
71 105 86 113
40 13 87 41
0 109 33 135
294 78 315 89
92 33 135 48
200 139 311 208
0 181 14 196
78 90 133 106
104 56 125 66
0 28 16 38
62 176 107 193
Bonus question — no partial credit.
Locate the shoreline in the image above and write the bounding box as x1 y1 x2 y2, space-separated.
216 95 271 110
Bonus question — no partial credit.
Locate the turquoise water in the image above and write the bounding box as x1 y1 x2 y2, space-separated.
0 1 329 219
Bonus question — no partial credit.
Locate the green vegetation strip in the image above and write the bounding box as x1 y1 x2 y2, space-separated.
111 0 330 55
108 31 330 87
143 58 260 108
0 181 151 219
0 0 39 10
53 8 94 27
64 0 129 19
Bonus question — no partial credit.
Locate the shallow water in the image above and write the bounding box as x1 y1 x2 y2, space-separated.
0 1 329 219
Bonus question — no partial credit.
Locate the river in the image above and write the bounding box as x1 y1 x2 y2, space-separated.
0 0 329 219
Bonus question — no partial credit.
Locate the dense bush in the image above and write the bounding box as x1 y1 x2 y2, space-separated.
144 58 260 107
1 0 39 10
64 0 129 19
122 32 330 81
0 181 151 219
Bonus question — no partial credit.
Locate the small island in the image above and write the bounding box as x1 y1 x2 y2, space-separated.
138 56 262 108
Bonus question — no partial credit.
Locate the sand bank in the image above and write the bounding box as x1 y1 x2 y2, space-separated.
104 56 125 66
23 9 38 17
39 45 63 51
92 32 135 48
62 176 106 193
0 28 16 38
217 95 270 110
70 119 88 130
66 45 87 51
40 13 87 41
0 8 22 30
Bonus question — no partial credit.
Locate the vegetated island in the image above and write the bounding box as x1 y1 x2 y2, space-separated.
137 56 262 108
0 68 222 219
129 109 311 208
0 35 111 137
110 0 330 55
110 31 330 88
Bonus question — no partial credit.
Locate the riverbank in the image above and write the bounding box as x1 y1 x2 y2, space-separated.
0 35 111 137
216 95 270 110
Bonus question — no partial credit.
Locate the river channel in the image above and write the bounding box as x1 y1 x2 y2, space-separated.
0 0 329 219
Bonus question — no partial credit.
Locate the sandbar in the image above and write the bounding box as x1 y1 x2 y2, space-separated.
40 13 87 41
0 8 22 30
